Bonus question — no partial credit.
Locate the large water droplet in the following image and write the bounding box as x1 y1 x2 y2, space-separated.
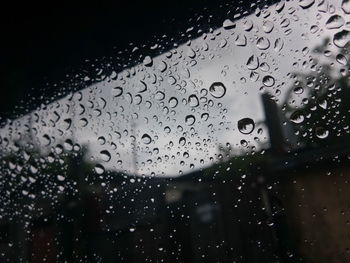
168 97 178 108
138 81 147 93
336 54 348 65
262 75 275 87
274 38 284 52
326 15 345 29
298 0 315 9
256 37 270 50
262 20 274 33
342 0 350 14
235 34 247 46
143 56 153 67
179 137 186 146
209 82 226 98
188 95 199 107
185 115 196 126
290 110 304 124
141 134 152 144
100 150 111 162
333 30 350 48
57 175 65 181
112 86 123 97
223 19 235 29
315 127 329 139
238 118 255 135
95 164 105 174
246 55 259 70
155 91 165 101
294 86 304 94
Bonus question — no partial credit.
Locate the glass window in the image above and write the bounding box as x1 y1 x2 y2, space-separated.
1 0 350 262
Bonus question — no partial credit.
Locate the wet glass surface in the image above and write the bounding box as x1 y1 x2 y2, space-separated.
1 0 350 262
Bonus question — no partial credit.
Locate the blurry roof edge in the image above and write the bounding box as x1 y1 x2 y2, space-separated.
0 0 279 125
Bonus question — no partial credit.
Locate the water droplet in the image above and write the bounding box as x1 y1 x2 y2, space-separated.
318 98 328 109
100 150 111 162
240 139 248 147
294 86 304 94
64 139 73 151
179 137 186 146
274 38 284 52
138 81 147 93
112 86 123 97
143 56 153 67
95 164 105 174
336 54 348 65
262 75 275 87
201 113 209 121
243 20 253 31
246 55 259 70
342 0 350 14
188 95 199 107
315 127 329 139
223 19 235 29
298 0 315 9
57 175 65 181
141 134 152 144
155 91 165 101
168 97 178 108
43 134 51 146
333 30 350 48
158 61 167 72
235 34 247 46
290 110 304 124
326 15 345 29
209 82 226 98
262 20 274 33
187 47 196 58
256 37 270 50
238 118 255 135
185 115 196 126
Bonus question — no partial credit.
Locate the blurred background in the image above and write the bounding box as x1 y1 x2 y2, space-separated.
1 0 350 262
